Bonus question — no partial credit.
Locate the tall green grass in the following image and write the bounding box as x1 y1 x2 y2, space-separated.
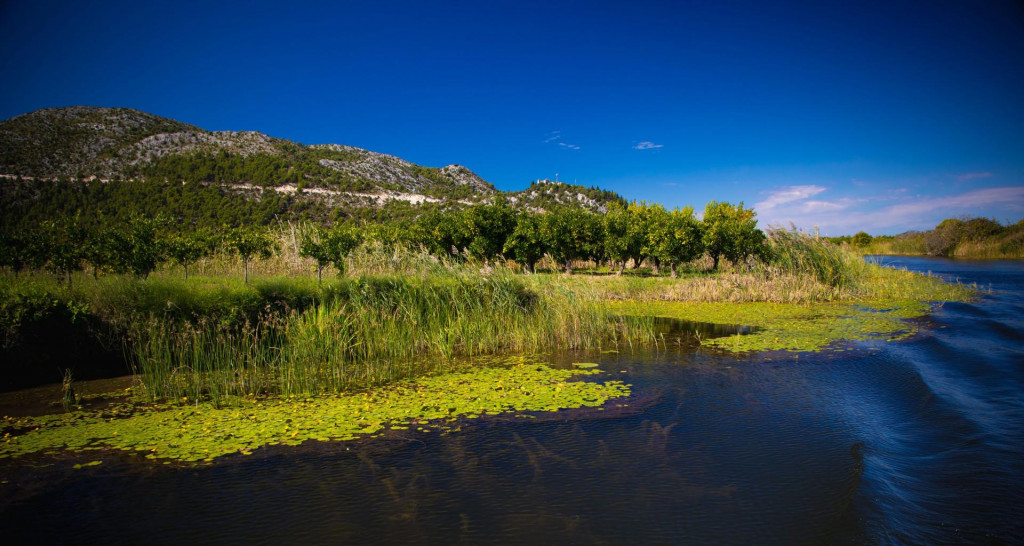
765 227 867 289
128 252 655 401
3 238 959 403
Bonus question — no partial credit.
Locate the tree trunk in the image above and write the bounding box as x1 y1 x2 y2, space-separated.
670 262 678 278
617 261 625 276
244 259 249 284
317 266 322 284
184 263 189 282
564 259 573 275
652 257 661 276
712 253 720 271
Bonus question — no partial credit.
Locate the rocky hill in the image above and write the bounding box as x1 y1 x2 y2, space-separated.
0 107 627 229
506 179 627 213
0 106 495 200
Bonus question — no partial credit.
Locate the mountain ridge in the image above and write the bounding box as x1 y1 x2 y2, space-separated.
0 106 496 198
0 106 625 213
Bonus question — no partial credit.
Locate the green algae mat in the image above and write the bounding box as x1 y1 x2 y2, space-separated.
0 361 629 464
609 299 935 353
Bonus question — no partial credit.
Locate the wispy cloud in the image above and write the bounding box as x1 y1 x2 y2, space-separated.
543 130 561 143
558 142 581 150
954 171 993 182
758 186 1024 235
633 141 663 150
754 185 828 210
662 182 678 187
883 186 1024 217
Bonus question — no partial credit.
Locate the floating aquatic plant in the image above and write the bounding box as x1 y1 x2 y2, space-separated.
607 299 936 353
0 360 630 464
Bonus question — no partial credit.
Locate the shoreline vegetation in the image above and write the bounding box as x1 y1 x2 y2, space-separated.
0 206 977 464
827 216 1024 260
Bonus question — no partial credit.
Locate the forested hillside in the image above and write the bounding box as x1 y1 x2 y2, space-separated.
0 107 626 226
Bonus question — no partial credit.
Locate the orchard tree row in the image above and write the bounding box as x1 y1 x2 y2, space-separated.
0 199 767 283
0 215 278 285
408 199 765 276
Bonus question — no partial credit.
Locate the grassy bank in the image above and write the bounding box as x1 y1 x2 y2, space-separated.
1 231 974 404
855 217 1024 259
1 248 655 401
0 232 979 465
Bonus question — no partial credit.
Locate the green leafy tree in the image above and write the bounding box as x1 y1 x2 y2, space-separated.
300 223 363 282
603 203 643 275
226 226 278 283
851 231 873 248
702 201 766 270
39 215 89 286
361 222 409 249
648 206 704 277
628 202 659 271
0 229 43 275
503 212 547 273
926 218 964 256
465 198 517 262
962 217 1003 240
414 209 475 258
543 208 603 274
165 229 217 280
113 215 167 278
81 225 119 278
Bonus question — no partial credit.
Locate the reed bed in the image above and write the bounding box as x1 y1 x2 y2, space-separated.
3 234 965 404
127 252 655 402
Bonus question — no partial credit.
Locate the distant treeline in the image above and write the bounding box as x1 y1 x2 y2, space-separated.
827 217 1024 259
0 199 769 282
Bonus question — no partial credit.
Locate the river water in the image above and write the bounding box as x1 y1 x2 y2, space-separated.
2 257 1022 544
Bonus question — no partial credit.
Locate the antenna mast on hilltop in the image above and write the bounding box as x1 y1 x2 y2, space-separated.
555 172 559 183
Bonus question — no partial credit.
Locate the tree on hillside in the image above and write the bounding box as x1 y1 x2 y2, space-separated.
702 201 765 270
503 212 547 273
226 226 278 283
648 206 704 277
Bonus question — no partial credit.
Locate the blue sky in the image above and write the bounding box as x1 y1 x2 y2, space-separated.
1 0 1022 235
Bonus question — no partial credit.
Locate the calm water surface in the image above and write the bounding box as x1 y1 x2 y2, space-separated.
2 257 1022 544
